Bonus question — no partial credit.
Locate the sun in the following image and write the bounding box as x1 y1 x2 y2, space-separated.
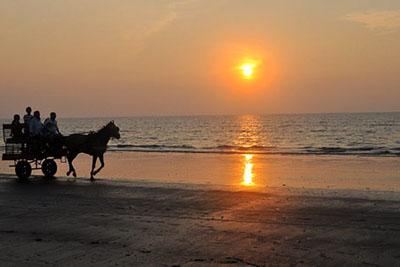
237 59 260 80
240 63 255 79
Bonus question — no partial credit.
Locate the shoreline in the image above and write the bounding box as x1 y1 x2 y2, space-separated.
3 144 400 157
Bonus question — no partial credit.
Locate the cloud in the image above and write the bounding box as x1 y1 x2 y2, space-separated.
345 9 400 34
122 0 200 53
143 0 197 37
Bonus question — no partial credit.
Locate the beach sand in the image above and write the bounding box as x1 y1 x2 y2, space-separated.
1 152 399 191
1 174 400 266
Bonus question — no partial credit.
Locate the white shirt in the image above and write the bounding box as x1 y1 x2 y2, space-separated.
29 117 44 136
44 118 59 135
23 114 33 134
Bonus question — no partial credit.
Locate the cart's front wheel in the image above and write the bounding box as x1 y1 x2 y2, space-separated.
42 159 57 178
15 160 32 180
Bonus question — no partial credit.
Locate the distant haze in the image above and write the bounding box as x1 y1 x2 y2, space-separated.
1 0 400 118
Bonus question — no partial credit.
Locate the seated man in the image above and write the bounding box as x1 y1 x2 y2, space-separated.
10 114 23 141
29 111 44 137
44 112 64 155
26 111 45 154
44 112 60 137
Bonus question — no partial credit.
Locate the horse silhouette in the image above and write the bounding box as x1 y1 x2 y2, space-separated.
64 121 120 180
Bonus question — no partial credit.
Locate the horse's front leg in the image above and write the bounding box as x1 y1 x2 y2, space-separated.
67 153 78 178
92 154 105 177
90 155 98 181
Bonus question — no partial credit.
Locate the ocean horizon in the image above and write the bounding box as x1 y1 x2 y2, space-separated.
2 112 399 157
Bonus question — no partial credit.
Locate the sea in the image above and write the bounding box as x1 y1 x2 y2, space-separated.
2 112 399 157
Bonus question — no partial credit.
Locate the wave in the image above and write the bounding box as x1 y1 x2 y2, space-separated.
2 142 398 157
114 144 196 150
212 145 276 151
304 146 400 156
108 144 400 157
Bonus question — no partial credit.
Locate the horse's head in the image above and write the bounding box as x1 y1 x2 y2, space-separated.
105 121 120 139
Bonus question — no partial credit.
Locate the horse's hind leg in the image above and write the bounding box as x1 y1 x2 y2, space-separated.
67 153 77 178
90 155 98 181
92 154 105 177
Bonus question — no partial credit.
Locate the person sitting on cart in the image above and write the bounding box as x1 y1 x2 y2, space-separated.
29 110 44 137
10 114 23 142
44 112 60 137
27 111 45 154
23 106 33 136
44 112 64 155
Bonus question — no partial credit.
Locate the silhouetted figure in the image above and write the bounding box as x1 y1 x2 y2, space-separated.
29 111 44 137
44 112 63 156
23 106 33 136
10 114 23 141
44 112 60 137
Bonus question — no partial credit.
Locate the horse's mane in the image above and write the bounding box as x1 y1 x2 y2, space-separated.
91 123 112 136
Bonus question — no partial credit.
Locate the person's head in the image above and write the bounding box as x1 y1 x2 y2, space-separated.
33 110 40 119
50 112 56 120
26 107 32 115
13 114 20 122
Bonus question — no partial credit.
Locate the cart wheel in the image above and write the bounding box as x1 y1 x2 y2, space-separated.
15 160 32 180
42 159 57 178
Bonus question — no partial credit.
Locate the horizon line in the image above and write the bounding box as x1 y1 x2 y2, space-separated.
1 110 400 121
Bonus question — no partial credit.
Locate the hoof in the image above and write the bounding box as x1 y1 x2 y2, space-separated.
90 177 95 182
66 171 71 176
73 172 77 178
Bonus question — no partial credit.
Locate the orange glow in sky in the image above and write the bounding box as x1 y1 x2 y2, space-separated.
210 42 281 97
0 1 399 117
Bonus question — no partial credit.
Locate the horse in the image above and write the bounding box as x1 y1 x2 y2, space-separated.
64 121 120 180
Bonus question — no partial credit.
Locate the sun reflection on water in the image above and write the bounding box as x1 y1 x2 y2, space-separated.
242 154 255 186
235 115 262 187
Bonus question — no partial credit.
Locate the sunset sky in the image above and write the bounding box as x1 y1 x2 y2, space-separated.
1 0 400 118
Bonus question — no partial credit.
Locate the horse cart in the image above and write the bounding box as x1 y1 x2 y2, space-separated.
2 124 67 180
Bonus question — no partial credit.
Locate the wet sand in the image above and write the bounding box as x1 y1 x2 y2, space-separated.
1 175 400 266
1 152 399 191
